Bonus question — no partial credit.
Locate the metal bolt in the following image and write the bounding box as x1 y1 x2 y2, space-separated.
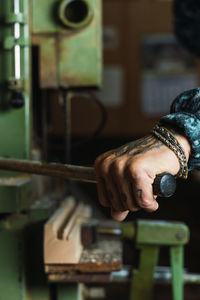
176 231 185 241
58 0 93 29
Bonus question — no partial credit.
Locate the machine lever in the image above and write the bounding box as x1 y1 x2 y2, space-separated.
0 157 176 197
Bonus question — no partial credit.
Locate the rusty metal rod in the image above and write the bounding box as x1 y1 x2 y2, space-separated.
0 157 176 197
0 157 96 183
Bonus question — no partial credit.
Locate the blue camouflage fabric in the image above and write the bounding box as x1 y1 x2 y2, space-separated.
159 88 200 171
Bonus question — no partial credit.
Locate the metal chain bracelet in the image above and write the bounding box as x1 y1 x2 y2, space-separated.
151 124 188 179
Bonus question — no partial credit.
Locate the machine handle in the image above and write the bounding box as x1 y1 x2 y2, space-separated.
0 157 176 197
153 173 176 197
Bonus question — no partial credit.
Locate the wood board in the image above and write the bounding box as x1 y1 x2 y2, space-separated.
44 197 91 264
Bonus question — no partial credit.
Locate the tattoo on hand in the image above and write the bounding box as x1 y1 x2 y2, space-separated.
137 189 142 199
114 135 163 158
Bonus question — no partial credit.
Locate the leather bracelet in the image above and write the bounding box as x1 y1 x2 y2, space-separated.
151 125 188 179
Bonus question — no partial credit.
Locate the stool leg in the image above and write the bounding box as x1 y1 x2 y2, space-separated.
170 246 184 300
129 245 159 300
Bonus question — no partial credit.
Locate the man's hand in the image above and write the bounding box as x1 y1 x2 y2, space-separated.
94 134 191 221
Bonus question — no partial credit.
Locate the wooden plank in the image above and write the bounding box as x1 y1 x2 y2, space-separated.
44 197 91 264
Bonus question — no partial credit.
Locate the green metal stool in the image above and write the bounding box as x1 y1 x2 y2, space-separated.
123 220 190 300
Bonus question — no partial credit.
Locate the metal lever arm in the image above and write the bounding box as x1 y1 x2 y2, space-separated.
0 157 176 197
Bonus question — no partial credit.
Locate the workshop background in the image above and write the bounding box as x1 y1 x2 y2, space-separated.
1 0 200 299
50 0 199 138
40 1 200 298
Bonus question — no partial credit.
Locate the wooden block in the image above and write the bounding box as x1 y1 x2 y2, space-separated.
44 196 91 264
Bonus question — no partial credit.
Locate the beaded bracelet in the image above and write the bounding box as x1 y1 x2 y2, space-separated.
151 125 188 179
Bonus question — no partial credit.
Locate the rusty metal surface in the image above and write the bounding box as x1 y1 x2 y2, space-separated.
32 36 58 88
0 157 96 183
31 0 102 88
48 272 111 283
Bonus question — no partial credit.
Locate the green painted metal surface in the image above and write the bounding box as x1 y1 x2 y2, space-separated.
0 1 36 299
122 222 136 240
0 0 32 203
0 176 33 213
0 1 102 300
0 108 31 159
0 215 28 300
137 220 189 246
31 0 59 33
130 245 159 300
170 246 184 300
0 0 31 159
127 220 190 300
58 24 102 88
57 284 80 300
0 212 50 300
32 0 97 34
31 0 102 88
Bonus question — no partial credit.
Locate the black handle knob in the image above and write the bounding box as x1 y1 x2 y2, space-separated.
153 173 176 197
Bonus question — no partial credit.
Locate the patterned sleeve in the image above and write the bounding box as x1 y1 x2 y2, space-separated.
158 88 200 170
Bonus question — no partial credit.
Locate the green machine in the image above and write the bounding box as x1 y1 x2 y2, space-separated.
0 0 102 299
0 1 196 300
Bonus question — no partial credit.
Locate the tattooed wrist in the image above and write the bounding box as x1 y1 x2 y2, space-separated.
113 135 163 158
